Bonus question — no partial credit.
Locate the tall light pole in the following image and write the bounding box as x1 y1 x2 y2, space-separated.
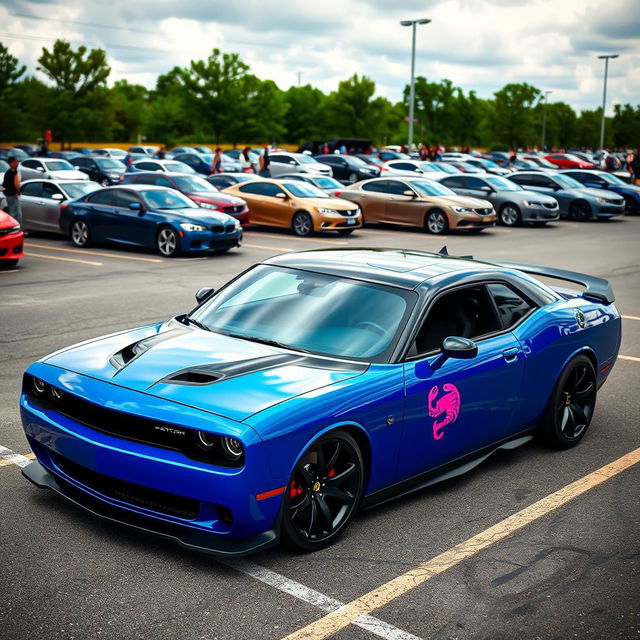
598 54 619 151
400 18 431 152
541 90 552 151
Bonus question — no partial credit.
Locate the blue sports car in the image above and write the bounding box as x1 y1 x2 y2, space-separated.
20 249 621 554
562 170 640 216
59 184 242 257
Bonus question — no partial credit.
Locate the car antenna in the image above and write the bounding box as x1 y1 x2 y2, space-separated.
438 246 448 256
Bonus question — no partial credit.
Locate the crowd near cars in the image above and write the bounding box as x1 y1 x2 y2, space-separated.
1 142 638 267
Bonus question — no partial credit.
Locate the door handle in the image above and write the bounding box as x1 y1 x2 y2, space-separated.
502 347 520 362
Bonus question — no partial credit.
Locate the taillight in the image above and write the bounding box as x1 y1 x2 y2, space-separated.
60 203 68 213
380 166 389 171
334 190 341 196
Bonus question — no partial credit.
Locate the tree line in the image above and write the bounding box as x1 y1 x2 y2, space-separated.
1 40 639 150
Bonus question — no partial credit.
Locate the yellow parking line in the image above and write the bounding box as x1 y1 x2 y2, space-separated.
0 453 35 468
622 315 640 321
281 447 640 640
26 252 103 266
243 243 293 252
619 355 640 362
0 269 19 274
26 242 162 263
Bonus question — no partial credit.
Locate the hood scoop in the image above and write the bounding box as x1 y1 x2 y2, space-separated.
110 328 189 371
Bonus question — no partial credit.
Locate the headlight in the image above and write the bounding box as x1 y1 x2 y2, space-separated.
234 219 242 229
180 223 207 232
317 208 339 215
453 207 473 213
595 197 606 203
8 225 21 233
196 431 216 451
51 386 63 400
522 201 541 207
220 436 244 461
198 202 220 211
33 378 46 394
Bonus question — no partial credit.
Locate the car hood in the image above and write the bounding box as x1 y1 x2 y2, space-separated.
42 320 368 423
188 191 245 206
431 195 493 208
50 169 88 180
304 197 359 210
573 187 624 201
156 207 235 224
500 190 557 204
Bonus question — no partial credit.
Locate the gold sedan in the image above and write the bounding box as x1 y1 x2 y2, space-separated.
338 177 496 234
223 179 363 236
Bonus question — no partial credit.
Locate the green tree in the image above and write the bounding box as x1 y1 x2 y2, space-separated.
0 42 25 94
489 82 541 148
283 84 328 144
406 77 457 144
109 80 149 141
0 42 28 140
612 104 640 149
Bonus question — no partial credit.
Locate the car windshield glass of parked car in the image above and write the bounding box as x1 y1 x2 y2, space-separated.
173 175 218 192
164 161 195 173
409 180 456 197
190 265 414 360
95 158 124 170
45 160 74 171
141 190 199 210
281 182 328 198
600 173 625 185
486 177 521 191
63 182 100 199
297 155 320 165
553 175 583 189
313 177 342 188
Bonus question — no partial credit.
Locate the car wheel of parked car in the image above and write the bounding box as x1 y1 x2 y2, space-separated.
292 211 313 237
70 219 91 247
100 178 110 187
541 354 596 449
156 226 180 257
499 203 521 226
348 172 358 183
282 429 364 552
569 200 592 222
623 196 638 215
425 209 449 234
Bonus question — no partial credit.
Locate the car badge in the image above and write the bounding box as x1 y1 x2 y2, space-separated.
575 309 586 329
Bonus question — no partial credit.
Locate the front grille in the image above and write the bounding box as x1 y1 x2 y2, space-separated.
339 209 358 217
0 248 6 256
543 202 557 209
474 208 493 215
221 205 244 214
224 223 236 233
53 453 199 520
211 224 224 233
13 244 23 254
23 374 243 467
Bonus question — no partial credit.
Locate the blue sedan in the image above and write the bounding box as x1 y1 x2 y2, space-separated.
19 248 620 555
59 184 242 256
562 170 640 216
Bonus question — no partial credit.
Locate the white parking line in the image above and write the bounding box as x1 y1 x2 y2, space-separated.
0 445 34 468
622 315 640 321
26 242 163 263
223 559 423 640
619 355 640 363
26 252 103 266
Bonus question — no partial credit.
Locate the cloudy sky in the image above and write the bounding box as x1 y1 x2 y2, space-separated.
2 0 639 113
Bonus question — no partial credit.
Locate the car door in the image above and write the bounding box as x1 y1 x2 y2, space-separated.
38 182 67 231
108 189 157 247
383 179 421 224
236 182 285 226
269 154 294 177
19 181 45 230
358 181 391 222
398 283 525 481
20 159 42 181
83 189 121 241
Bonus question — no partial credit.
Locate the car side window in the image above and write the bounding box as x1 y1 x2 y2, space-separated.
413 285 501 355
269 155 287 163
207 177 229 189
154 176 174 188
487 283 535 328
137 162 157 171
42 183 63 198
393 162 415 171
21 182 43 197
511 174 535 187
23 159 38 169
238 182 281 197
465 177 486 190
386 180 410 195
441 176 465 189
88 190 119 205
116 190 143 208
361 180 389 193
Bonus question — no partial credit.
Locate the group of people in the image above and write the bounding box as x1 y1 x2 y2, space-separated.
418 143 446 161
210 145 272 177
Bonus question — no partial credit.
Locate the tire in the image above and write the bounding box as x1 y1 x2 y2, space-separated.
156 225 180 257
623 196 638 216
70 218 91 247
425 209 449 234
292 211 313 237
348 172 358 183
540 354 597 449
281 429 364 552
499 203 521 226
100 178 110 187
569 200 592 221
0 259 19 268
337 229 355 236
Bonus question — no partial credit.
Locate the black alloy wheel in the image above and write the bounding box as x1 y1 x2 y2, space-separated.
100 177 110 187
499 203 521 226
282 430 364 551
70 219 91 247
292 211 313 237
569 200 592 221
541 355 596 448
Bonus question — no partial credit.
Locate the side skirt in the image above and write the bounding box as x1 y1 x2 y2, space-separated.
361 431 535 510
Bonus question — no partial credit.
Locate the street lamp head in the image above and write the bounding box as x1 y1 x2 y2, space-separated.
598 54 620 59
400 18 431 26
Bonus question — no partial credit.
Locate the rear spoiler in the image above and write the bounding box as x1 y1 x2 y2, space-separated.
492 261 615 304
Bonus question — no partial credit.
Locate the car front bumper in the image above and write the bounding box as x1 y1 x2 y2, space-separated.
451 212 496 229
0 229 24 261
315 212 363 231
180 229 243 252
520 204 559 222
592 202 625 218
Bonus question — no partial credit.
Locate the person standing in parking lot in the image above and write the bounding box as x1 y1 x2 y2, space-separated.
212 147 223 174
2 156 22 225
259 145 271 177
240 147 254 173
631 150 640 185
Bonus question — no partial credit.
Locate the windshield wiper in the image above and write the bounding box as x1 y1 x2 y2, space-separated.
183 317 211 332
225 333 311 353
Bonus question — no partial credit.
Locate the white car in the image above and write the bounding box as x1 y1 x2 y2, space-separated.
90 147 128 160
127 159 196 175
384 160 452 181
19 158 89 181
268 152 332 178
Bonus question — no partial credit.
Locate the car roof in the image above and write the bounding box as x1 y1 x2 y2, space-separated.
101 183 173 192
265 248 509 290
125 171 197 178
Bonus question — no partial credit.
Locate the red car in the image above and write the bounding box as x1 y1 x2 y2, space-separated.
121 172 251 227
0 211 24 268
544 153 595 169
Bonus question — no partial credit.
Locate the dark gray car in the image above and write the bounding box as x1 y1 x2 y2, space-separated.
508 172 624 220
439 174 559 226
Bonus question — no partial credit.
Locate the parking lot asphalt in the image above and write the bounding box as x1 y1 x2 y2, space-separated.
1 218 639 640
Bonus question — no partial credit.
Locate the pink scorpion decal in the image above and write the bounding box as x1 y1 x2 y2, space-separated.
428 383 461 440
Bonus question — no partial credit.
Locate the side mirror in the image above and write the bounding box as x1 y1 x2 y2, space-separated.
289 160 296 165
195 287 215 304
442 336 478 359
51 193 64 201
128 202 143 211
481 185 493 193
275 192 288 199
37 166 45 172
403 190 416 197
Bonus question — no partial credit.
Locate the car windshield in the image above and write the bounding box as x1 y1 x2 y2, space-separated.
281 182 327 198
95 158 124 170
599 173 625 185
534 157 556 168
434 163 458 174
486 176 521 191
107 149 127 157
45 160 74 171
142 189 198 209
313 177 342 188
297 155 319 164
190 265 415 361
409 180 456 197
173 175 217 192
63 182 99 199
480 159 500 168
417 163 440 172
553 174 583 189
164 161 195 173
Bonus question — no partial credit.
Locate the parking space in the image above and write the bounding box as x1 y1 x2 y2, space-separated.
1 217 639 639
